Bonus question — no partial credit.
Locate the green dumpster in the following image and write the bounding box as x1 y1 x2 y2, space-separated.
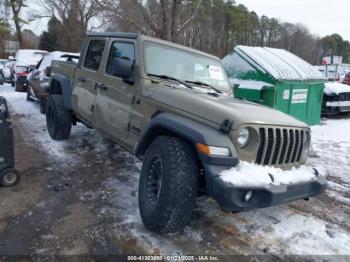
223 46 325 125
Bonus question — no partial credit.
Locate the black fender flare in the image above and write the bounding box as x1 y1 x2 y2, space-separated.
134 113 238 165
49 73 72 110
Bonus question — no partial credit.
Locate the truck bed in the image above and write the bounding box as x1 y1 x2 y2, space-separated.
51 60 78 87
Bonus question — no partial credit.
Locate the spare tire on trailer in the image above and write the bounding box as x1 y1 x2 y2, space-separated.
0 168 20 187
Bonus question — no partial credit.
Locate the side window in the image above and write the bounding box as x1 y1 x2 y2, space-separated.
106 42 135 76
84 40 106 71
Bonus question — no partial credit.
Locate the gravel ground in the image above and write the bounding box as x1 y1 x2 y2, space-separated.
0 83 349 259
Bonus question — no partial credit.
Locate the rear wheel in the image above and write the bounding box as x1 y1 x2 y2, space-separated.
0 169 20 187
139 136 198 233
46 95 72 140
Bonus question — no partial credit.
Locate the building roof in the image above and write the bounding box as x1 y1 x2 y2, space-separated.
235 45 324 81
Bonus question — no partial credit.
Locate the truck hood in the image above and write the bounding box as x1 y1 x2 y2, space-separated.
145 84 308 129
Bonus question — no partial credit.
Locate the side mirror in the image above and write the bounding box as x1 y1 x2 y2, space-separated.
110 58 133 79
45 66 51 77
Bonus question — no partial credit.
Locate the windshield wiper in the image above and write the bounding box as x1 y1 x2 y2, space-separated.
147 74 193 90
185 80 222 94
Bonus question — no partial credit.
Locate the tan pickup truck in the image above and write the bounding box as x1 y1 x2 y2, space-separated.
46 32 326 233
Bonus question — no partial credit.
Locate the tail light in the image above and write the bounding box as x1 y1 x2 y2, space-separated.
15 66 27 75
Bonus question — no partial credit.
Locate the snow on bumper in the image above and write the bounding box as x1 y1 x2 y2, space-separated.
219 162 327 188
204 162 327 212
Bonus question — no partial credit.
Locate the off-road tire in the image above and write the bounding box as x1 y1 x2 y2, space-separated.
0 169 20 187
46 95 72 140
139 135 198 233
0 73 4 85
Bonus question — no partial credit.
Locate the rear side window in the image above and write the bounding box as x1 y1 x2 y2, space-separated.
84 40 106 71
106 42 135 76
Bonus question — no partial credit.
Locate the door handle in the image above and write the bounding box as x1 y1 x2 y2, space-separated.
78 76 86 82
95 82 108 91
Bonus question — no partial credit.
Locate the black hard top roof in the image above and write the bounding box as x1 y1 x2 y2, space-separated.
87 32 139 39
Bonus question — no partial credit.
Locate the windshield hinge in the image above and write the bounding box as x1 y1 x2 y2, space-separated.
220 119 233 134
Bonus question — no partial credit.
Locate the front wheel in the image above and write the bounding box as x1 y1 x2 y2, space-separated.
46 95 72 140
139 136 198 233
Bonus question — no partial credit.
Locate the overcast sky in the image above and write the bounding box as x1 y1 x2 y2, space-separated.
23 0 350 41
236 0 350 41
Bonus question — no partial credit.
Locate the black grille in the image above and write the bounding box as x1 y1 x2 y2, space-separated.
339 92 350 101
271 129 281 165
255 127 308 166
256 128 265 164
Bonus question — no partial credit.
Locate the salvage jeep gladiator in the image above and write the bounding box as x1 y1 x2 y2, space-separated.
46 32 326 233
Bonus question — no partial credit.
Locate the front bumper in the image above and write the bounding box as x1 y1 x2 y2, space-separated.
203 163 327 212
325 101 350 112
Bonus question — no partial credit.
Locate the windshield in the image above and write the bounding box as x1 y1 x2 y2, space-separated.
144 42 231 92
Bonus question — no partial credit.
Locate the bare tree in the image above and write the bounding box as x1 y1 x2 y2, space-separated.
97 0 202 42
34 0 102 51
6 0 26 48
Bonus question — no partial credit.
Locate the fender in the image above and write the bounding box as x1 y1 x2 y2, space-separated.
134 112 238 166
49 73 72 110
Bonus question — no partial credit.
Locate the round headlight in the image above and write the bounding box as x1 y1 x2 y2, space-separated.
238 128 250 148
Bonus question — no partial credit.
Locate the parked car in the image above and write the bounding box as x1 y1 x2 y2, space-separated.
46 32 326 233
2 62 13 84
316 65 346 82
0 59 8 85
0 59 8 70
13 49 48 92
322 82 350 115
7 57 16 86
343 72 350 86
27 51 79 113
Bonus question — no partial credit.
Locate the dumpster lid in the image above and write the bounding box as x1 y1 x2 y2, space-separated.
235 46 324 81
230 79 273 90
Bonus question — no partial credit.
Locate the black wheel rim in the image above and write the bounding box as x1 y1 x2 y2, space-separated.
145 155 163 209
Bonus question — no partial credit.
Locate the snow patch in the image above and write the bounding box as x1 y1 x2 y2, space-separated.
324 82 350 95
236 46 324 80
219 162 325 188
230 79 273 90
